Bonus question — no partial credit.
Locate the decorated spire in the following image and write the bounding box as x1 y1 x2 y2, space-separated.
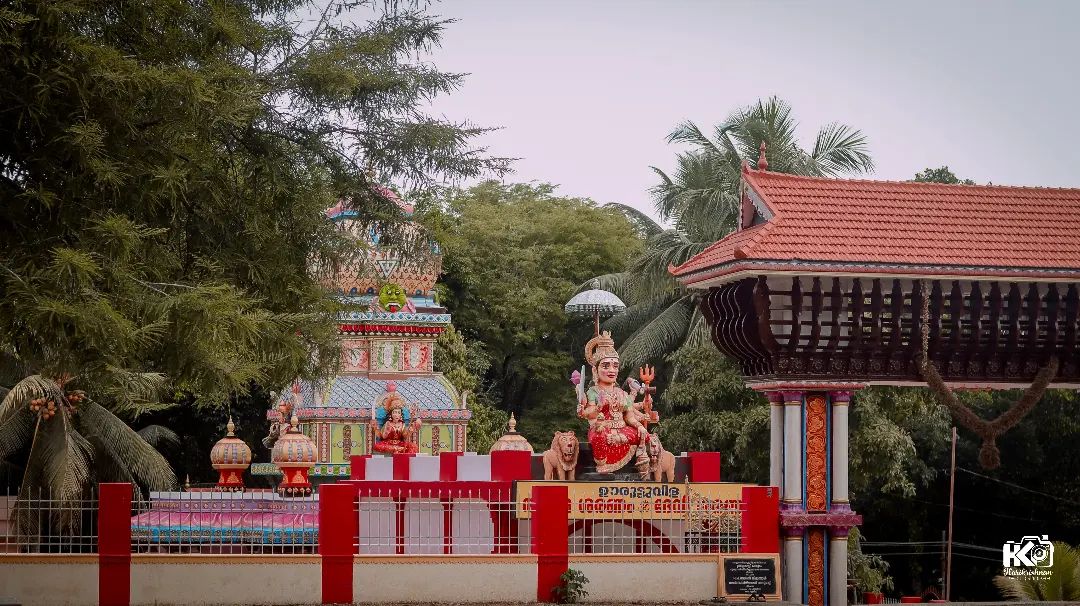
758 141 769 171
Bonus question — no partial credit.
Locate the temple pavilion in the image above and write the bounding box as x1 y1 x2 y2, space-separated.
671 159 1080 606
251 186 470 480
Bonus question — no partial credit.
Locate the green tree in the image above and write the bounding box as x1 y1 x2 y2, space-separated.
434 325 507 453
420 182 642 445
914 166 976 185
0 0 506 495
595 97 873 369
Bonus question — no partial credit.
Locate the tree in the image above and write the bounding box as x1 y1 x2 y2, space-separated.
914 166 976 185
420 182 641 445
0 0 506 493
434 325 507 453
594 97 874 369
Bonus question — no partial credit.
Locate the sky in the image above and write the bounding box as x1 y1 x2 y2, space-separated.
418 0 1080 219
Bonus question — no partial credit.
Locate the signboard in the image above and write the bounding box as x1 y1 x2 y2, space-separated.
719 554 781 601
513 481 748 520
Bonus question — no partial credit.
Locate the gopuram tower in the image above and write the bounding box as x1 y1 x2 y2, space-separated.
253 185 470 481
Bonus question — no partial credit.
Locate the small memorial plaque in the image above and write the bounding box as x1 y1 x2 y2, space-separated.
722 557 778 596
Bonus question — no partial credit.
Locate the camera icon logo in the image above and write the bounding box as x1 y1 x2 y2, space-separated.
1003 535 1054 568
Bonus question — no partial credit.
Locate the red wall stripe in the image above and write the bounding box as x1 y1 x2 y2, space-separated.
319 483 357 604
99 482 132 606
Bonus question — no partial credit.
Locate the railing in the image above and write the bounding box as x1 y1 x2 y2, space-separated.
350 482 744 555
130 489 317 554
1 482 758 556
0 488 99 553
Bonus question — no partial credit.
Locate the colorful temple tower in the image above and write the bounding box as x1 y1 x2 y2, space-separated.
252 186 470 481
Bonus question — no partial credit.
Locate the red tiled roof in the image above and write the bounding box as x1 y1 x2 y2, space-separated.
671 169 1080 284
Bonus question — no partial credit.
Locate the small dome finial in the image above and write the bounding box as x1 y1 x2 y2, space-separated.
508 412 518 432
290 413 300 428
590 279 600 290
757 141 769 171
226 416 236 436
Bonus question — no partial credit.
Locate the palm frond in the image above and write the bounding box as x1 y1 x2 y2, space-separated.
604 203 663 239
618 295 696 369
627 231 711 301
137 425 181 450
0 405 35 461
602 293 682 341
77 399 175 490
37 409 92 503
810 122 874 176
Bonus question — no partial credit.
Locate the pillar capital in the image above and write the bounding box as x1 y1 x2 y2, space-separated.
829 390 855 403
766 391 784 404
781 391 804 404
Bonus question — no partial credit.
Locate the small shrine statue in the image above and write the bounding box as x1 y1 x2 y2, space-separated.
262 382 299 449
369 382 421 454
574 331 659 474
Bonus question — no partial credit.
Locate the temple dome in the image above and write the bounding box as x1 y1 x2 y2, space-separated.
489 413 534 453
271 416 318 466
210 418 252 468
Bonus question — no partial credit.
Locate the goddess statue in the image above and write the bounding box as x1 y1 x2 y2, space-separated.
369 382 421 454
574 331 658 474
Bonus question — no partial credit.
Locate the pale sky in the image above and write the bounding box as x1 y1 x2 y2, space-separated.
418 0 1080 219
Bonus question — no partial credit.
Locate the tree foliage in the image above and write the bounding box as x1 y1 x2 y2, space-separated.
420 182 641 445
434 324 507 453
0 0 506 490
914 166 976 185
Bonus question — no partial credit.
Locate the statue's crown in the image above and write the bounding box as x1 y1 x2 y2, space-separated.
585 331 619 366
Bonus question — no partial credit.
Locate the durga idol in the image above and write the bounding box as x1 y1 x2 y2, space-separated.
575 331 658 474
369 382 421 454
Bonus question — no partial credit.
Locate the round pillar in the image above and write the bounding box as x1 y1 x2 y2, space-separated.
830 531 849 606
782 392 803 504
830 392 852 504
768 392 784 490
784 530 804 604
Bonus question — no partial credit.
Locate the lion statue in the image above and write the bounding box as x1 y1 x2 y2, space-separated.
646 433 676 482
543 431 580 481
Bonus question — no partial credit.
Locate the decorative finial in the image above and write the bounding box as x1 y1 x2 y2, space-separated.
386 381 397 392
290 413 300 428
226 416 236 436
508 412 518 433
590 279 600 290
184 474 191 490
757 141 768 171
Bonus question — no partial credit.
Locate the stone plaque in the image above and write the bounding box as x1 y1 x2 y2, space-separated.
722 556 778 596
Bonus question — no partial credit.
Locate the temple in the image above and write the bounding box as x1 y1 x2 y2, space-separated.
251 186 470 480
672 158 1080 606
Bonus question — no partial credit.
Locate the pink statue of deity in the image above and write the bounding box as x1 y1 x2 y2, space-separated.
369 383 421 455
575 331 658 473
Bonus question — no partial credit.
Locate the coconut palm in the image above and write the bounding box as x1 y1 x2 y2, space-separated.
591 97 874 368
993 541 1080 601
0 374 176 538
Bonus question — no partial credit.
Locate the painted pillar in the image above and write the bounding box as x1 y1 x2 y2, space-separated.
830 529 850 606
768 387 861 606
768 392 784 491
784 528 804 605
780 391 804 604
830 392 852 505
804 394 830 606
782 391 803 505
